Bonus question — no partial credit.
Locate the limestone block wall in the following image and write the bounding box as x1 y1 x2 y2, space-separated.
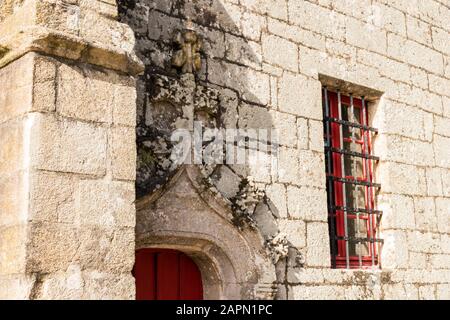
122 0 450 300
0 0 142 299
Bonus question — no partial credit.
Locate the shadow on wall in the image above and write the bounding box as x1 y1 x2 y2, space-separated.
118 0 304 299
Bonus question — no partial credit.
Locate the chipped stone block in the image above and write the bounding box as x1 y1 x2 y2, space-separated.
208 60 270 105
406 15 433 47
26 222 79 273
277 147 300 184
240 0 288 20
240 9 265 41
57 63 113 123
268 18 326 51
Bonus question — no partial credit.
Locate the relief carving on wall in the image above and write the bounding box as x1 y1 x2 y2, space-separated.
171 24 203 74
136 24 303 298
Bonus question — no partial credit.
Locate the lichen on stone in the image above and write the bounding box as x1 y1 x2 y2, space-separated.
265 232 290 264
229 177 265 230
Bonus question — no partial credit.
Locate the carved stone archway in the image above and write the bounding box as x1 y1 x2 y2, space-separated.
136 166 278 300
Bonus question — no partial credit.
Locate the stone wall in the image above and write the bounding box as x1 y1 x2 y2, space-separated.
121 0 450 299
0 0 142 299
0 0 448 300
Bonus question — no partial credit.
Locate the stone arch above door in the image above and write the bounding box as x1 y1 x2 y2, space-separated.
135 166 277 300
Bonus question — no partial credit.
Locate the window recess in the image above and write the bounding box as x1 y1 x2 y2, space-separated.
322 88 383 269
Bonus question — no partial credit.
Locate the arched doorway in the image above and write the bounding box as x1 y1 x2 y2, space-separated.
134 249 203 300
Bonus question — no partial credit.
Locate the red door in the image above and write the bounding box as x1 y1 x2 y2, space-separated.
134 249 203 300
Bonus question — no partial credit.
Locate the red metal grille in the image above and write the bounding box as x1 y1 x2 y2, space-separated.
323 88 383 269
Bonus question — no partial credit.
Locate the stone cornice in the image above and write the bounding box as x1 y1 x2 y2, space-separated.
0 0 144 76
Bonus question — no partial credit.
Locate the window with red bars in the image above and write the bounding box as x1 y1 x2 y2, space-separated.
322 88 383 269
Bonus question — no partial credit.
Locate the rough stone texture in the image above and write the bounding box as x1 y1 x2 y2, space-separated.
1 0 449 300
122 0 449 300
0 0 139 299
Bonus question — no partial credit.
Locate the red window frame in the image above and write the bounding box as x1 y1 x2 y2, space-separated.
323 89 382 269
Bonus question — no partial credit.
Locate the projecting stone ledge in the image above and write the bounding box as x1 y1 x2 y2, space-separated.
0 0 144 76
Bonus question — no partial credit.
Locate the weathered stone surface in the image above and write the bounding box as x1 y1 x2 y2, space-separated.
376 162 427 195
262 34 298 72
278 219 306 249
0 173 28 227
0 0 144 75
0 53 33 123
278 72 322 119
265 183 287 218
30 113 107 175
111 126 136 181
28 171 76 224
287 185 327 222
0 0 139 300
0 224 27 275
433 135 450 168
435 198 450 234
1 0 449 301
414 197 438 233
306 222 331 267
382 230 409 269
0 118 27 175
77 179 135 227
